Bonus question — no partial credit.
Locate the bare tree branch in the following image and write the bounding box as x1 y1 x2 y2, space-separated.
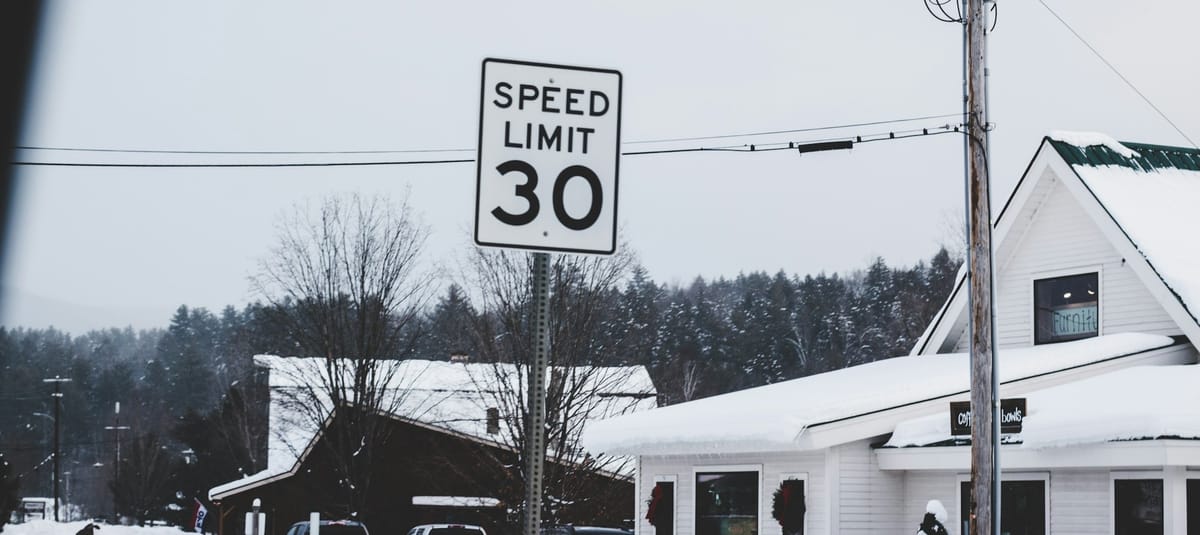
250 192 433 518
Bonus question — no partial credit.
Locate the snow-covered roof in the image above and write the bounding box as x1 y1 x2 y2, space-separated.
582 333 1173 456
886 363 1200 449
411 496 502 507
1050 133 1200 325
211 356 656 500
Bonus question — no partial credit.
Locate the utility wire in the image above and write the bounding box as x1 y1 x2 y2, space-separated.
12 123 962 168
623 112 962 144
1036 0 1198 149
13 158 476 169
14 146 476 156
14 112 961 156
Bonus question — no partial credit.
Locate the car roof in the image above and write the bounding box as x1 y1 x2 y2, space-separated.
547 528 630 534
411 525 485 530
290 521 367 527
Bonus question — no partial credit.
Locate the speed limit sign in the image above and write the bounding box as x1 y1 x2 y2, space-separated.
474 58 622 255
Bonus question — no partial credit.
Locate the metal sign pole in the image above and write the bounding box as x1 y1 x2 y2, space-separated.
524 251 552 535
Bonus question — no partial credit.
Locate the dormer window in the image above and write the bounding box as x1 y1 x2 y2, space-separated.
1034 272 1099 344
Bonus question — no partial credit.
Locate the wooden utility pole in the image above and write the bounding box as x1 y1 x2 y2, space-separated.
965 1 999 534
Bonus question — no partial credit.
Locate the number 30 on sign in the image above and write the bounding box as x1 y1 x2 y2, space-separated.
474 58 622 255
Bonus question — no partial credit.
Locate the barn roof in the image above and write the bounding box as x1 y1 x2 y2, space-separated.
210 356 656 500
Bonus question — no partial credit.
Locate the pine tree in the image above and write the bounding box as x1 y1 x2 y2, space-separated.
157 306 220 419
418 284 478 359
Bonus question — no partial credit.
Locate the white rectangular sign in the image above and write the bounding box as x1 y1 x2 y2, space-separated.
475 58 622 255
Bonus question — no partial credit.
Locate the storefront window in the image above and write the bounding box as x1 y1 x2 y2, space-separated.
696 471 758 535
1115 479 1163 535
1034 272 1099 344
959 479 1046 535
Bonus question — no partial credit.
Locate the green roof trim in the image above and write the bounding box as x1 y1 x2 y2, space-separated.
1047 138 1200 172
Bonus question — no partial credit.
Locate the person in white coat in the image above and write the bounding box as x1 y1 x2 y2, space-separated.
916 499 950 535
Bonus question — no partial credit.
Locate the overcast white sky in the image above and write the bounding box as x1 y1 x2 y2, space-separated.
3 0 1198 334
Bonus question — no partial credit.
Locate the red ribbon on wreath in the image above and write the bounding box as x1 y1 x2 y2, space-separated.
772 480 805 535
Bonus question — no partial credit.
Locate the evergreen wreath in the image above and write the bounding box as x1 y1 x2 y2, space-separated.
771 479 805 535
645 484 663 526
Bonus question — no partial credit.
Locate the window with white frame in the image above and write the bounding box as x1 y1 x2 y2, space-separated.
1034 272 1099 344
1114 478 1163 535
696 470 758 535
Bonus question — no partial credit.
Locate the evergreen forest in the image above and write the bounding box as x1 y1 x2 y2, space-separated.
0 247 960 524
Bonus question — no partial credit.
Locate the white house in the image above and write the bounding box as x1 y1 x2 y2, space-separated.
583 133 1200 535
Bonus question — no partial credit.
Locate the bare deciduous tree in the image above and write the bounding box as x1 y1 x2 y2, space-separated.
458 246 653 527
111 433 175 525
252 192 433 518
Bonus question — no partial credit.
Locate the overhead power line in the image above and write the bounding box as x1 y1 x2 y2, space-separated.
623 112 963 144
13 146 476 156
14 112 960 156
13 158 477 169
12 123 963 169
1036 0 1197 149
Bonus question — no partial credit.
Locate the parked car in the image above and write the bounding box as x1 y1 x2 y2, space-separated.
285 519 371 535
540 526 631 535
406 524 487 535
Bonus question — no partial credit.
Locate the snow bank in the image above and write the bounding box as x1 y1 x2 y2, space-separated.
1049 130 1139 158
4 521 190 535
583 333 1172 455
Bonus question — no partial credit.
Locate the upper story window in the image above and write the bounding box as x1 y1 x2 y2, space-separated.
1034 272 1099 344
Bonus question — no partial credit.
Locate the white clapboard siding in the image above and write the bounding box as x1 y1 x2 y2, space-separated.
949 176 1180 353
834 440 906 534
638 451 825 535
1050 470 1110 534
902 471 960 533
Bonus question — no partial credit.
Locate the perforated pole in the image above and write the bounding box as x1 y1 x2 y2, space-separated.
524 252 551 535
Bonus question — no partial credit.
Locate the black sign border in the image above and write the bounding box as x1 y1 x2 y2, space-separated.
474 57 623 256
949 398 1026 436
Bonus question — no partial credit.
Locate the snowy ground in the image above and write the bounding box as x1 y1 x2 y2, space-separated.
4 521 191 535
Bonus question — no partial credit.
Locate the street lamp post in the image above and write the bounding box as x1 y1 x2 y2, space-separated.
43 376 71 522
104 402 131 521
